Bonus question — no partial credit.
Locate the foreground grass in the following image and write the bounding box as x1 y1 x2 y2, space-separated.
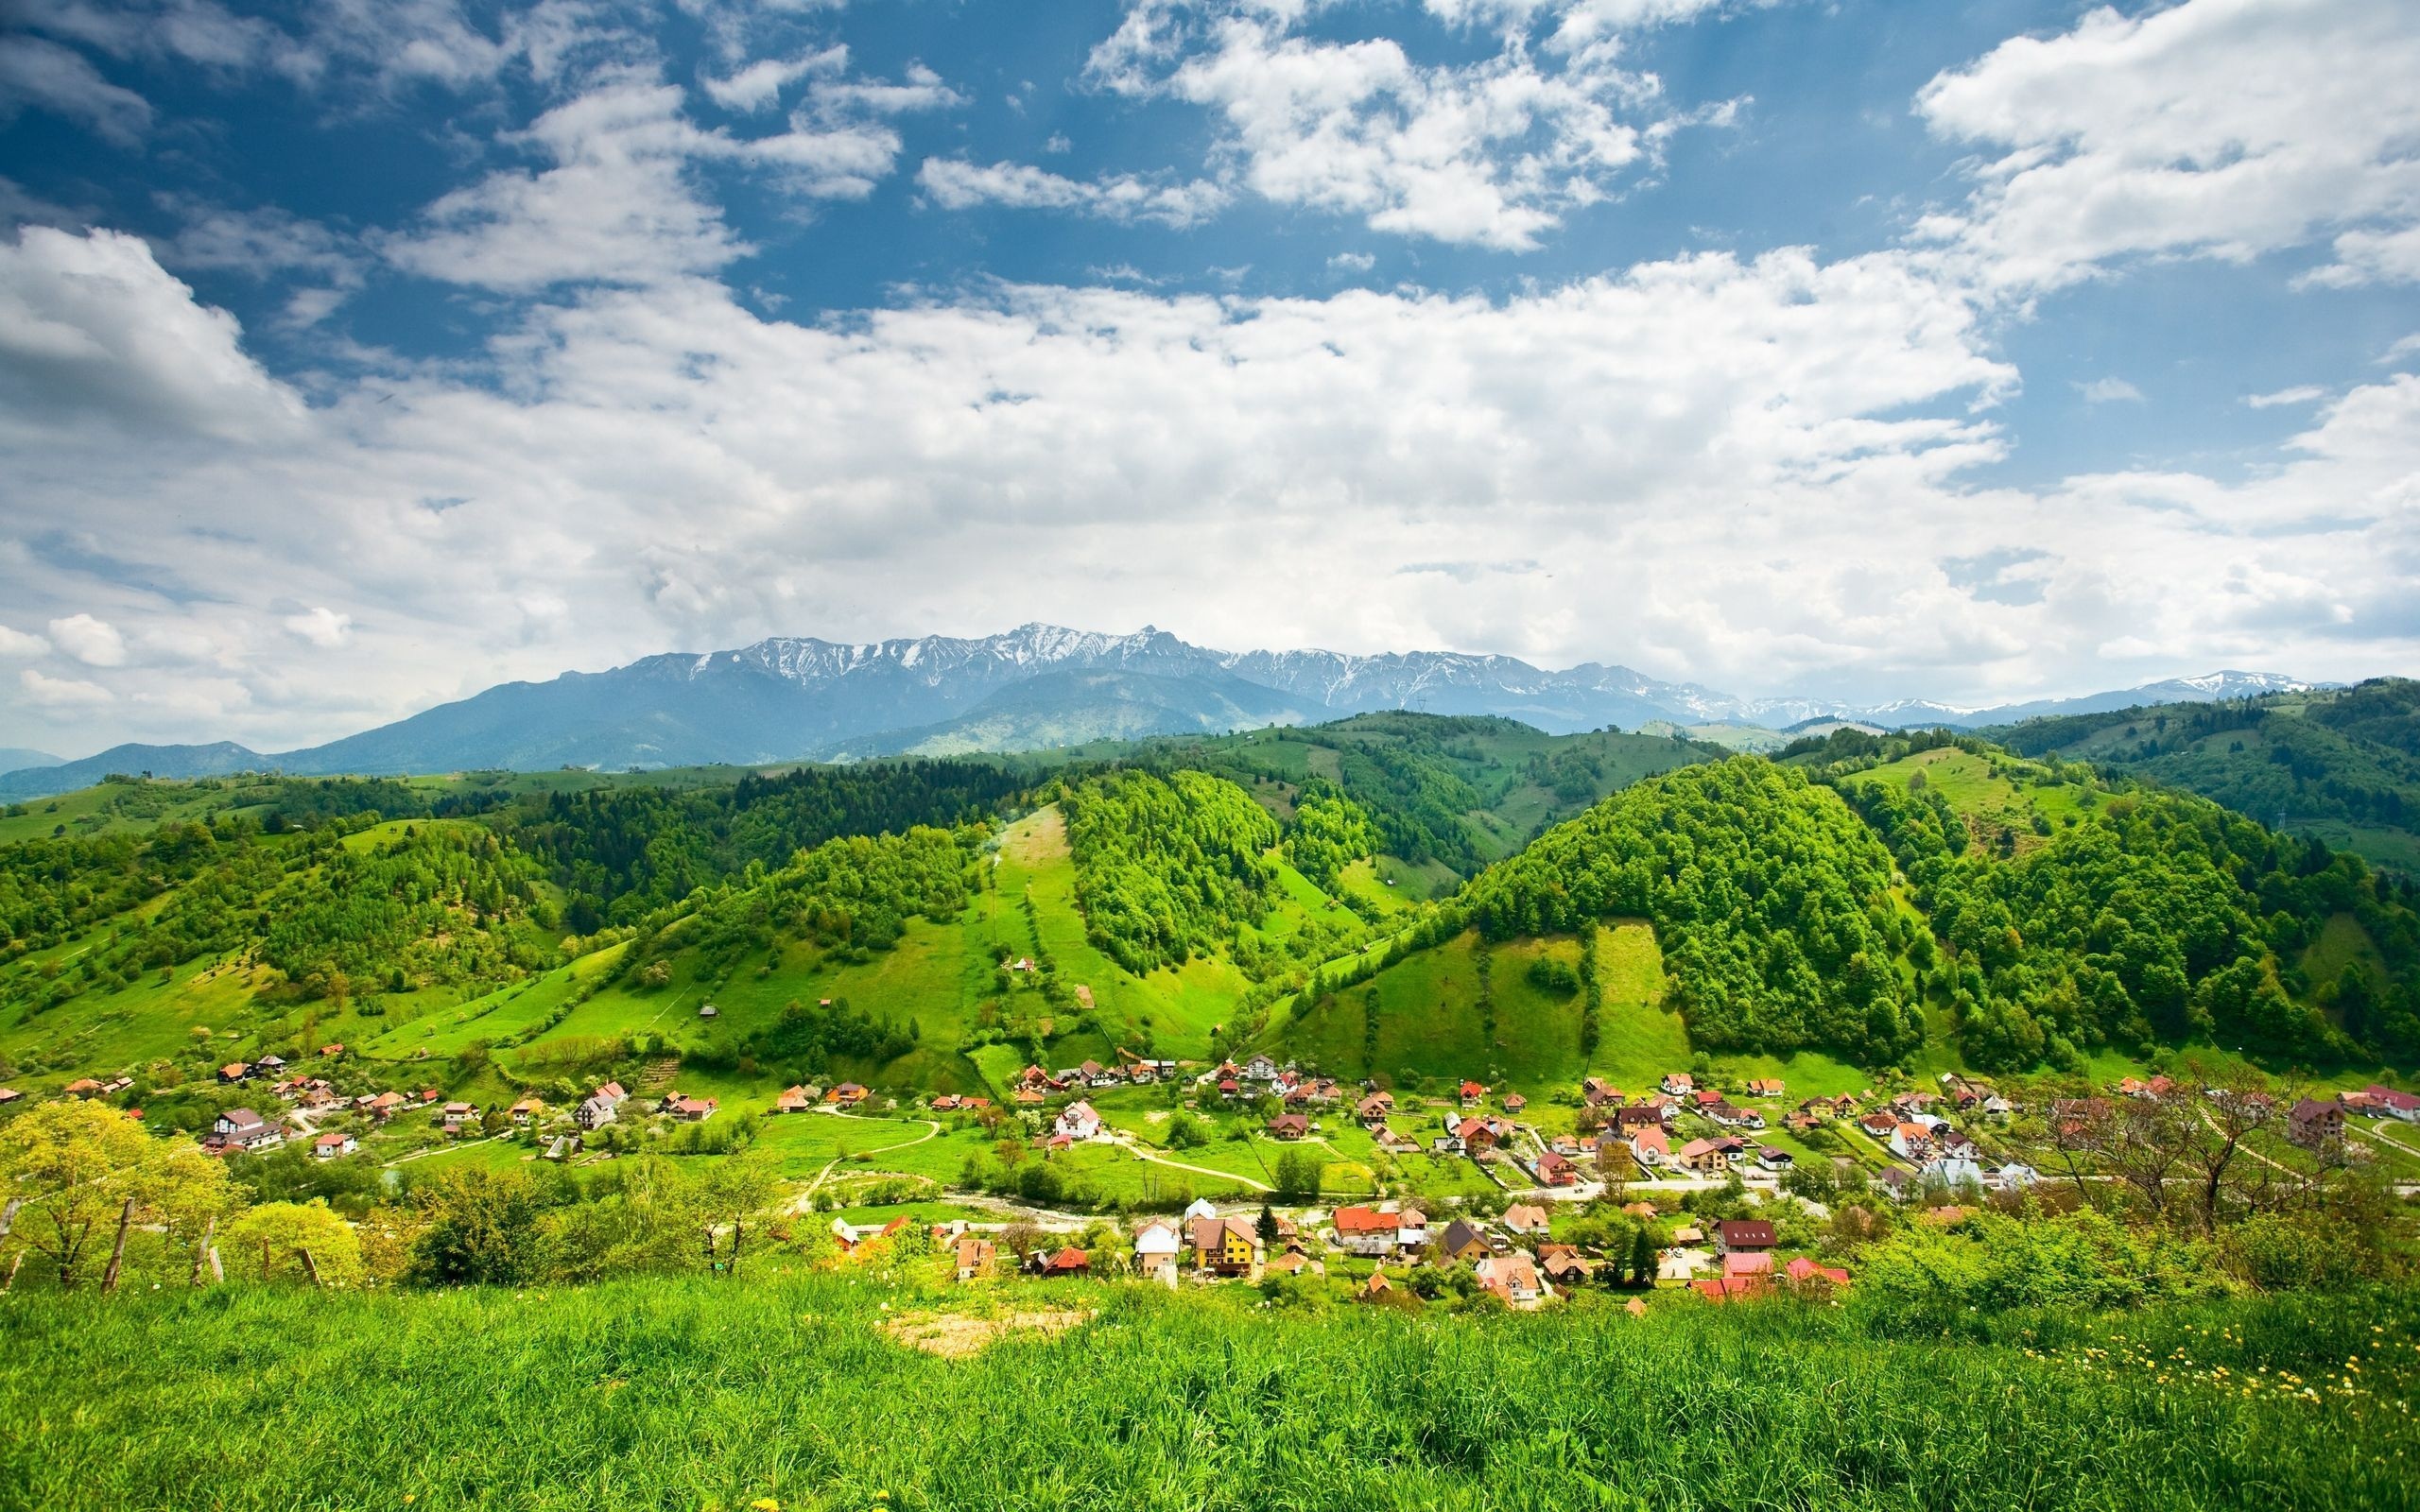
2 1280 2413 1511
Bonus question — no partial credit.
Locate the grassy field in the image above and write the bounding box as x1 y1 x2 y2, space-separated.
1 1279 2411 1511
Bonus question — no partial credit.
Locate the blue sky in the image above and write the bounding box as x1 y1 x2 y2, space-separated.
0 0 2415 754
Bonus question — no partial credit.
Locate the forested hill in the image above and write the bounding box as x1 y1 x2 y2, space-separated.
1975 677 2420 876
4 720 2418 1125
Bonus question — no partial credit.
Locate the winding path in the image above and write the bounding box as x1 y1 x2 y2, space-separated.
795 1108 942 1202
1108 1133 1275 1194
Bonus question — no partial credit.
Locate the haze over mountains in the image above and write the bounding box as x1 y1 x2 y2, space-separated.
0 625 2321 799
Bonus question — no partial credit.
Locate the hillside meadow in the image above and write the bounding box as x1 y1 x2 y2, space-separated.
1 1277 2413 1512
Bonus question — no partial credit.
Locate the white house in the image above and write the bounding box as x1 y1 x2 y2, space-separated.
1054 1100 1103 1142
1132 1219 1184 1286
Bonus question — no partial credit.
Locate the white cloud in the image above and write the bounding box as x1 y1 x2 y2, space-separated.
2073 376 2143 404
1085 1 1739 249
0 225 303 439
0 626 49 658
19 668 112 707
700 45 848 113
283 607 354 647
0 35 153 146
387 70 938 291
917 160 1231 227
1328 250 1375 271
2246 385 2326 409
1914 0 2420 291
48 612 128 666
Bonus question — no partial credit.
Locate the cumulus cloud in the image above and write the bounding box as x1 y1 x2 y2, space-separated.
1083 0 1741 249
700 45 849 112
47 612 128 666
1914 0 2420 291
0 625 49 657
917 160 1230 226
19 668 112 707
0 225 303 439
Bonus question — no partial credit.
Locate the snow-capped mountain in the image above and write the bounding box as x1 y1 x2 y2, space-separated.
0 623 2338 792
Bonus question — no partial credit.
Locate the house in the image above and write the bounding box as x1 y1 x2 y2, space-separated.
1475 1252 1549 1308
63 1077 104 1098
0 1088 20 1106
1459 1079 1488 1108
1028 1246 1090 1278
575 1094 617 1131
1690 1089 1726 1110
1630 1125 1672 1167
1332 1205 1418 1257
1501 1202 1551 1235
1786 1256 1851 1290
1990 1161 2041 1191
1707 1103 1765 1130
218 1062 251 1083
1054 1100 1102 1142
440 1101 478 1127
312 1131 356 1160
1675 1138 1728 1175
255 1056 285 1074
1858 1111 1901 1141
1265 1112 1310 1141
2361 1084 2420 1123
1743 1077 1785 1098
1716 1220 1776 1254
1872 1167 1916 1203
1501 1091 1528 1114
1925 1157 1985 1190
1890 1123 1936 1161
1438 1219 1494 1263
1660 1073 1694 1095
1611 1105 1665 1136
952 1236 997 1281
1355 1091 1395 1125
1720 1250 1774 1279
211 1108 282 1152
1582 1076 1624 1108
1755 1145 1794 1172
595 1081 629 1106
1690 1276 1768 1303
1189 1216 1264 1278
776 1085 814 1114
826 1083 870 1108
1539 1246 1596 1286
2289 1098 2344 1149
1534 1151 1580 1187
1265 1249 1321 1278
1132 1220 1184 1284
320 1043 345 1058
697 1004 718 1020
1358 1266 1394 1302
509 1097 544 1125
1242 1055 1281 1082
930 1094 960 1113
1453 1115 1502 1154
665 1094 717 1122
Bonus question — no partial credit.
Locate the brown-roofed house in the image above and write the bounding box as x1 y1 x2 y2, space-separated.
1716 1219 1776 1253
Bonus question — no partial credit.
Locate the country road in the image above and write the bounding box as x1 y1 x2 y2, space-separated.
1110 1133 1275 1193
797 1108 942 1201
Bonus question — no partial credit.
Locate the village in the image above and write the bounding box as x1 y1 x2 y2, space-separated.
18 1039 2411 1311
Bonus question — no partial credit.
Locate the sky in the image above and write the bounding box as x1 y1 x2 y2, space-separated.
0 0 2415 757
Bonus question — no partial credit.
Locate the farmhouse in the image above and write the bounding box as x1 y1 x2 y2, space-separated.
575 1094 617 1130
1475 1252 1549 1308
1501 1202 1551 1235
1132 1220 1184 1284
776 1086 814 1114
1189 1216 1264 1279
1676 1138 1728 1175
952 1236 997 1282
2360 1084 2420 1122
2289 1098 2344 1149
312 1131 355 1160
1054 1101 1103 1142
509 1097 544 1125
1534 1151 1580 1187
1438 1219 1493 1263
1265 1113 1310 1141
664 1094 717 1122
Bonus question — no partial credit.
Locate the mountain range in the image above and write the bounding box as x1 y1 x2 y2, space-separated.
0 624 2322 799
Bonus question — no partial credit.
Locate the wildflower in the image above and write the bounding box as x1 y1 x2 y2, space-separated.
752 1500 781 1511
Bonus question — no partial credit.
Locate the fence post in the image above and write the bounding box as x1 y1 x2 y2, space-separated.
101 1195 136 1294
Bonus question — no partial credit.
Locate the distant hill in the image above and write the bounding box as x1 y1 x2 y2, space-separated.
1979 678 2420 873
829 668 1322 757
0 748 60 772
0 741 271 799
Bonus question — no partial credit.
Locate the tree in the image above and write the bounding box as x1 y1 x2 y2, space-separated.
1272 1149 1320 1200
1626 1227 1657 1288
408 1168 550 1286
224 1200 365 1286
0 1101 234 1289
1254 1203 1279 1246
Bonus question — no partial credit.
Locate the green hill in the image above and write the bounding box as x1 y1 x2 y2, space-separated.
1979 678 2420 875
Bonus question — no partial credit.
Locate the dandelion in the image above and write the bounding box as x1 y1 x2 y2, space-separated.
752 1500 781 1511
